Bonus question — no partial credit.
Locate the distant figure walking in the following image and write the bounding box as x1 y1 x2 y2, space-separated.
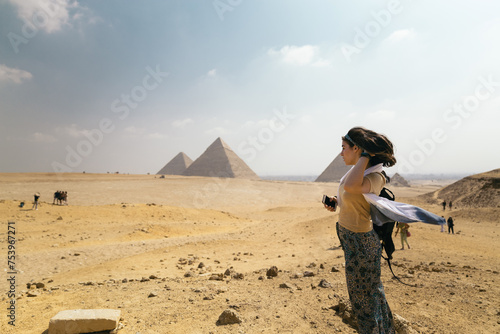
449 201 453 210
442 200 447 211
447 217 454 234
32 192 40 210
395 222 411 250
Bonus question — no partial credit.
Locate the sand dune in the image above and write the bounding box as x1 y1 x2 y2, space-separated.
0 173 498 333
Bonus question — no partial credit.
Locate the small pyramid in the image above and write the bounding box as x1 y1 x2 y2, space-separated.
182 138 260 180
315 153 351 182
391 173 410 187
157 152 193 175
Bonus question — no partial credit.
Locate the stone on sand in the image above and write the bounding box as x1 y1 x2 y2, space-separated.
216 309 242 325
48 309 121 334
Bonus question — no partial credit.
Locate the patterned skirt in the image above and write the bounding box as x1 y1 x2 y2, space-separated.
337 223 395 334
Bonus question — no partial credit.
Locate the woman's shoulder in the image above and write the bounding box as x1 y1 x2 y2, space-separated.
365 172 386 193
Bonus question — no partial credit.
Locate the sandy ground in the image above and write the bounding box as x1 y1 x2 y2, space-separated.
0 173 499 334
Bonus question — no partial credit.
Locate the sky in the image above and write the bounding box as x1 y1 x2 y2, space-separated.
1 0 499 177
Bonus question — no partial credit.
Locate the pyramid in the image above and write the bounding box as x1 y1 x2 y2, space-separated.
157 152 193 175
182 137 260 180
315 153 351 182
391 173 410 187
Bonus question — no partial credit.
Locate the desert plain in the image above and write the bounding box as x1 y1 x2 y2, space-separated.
0 172 499 334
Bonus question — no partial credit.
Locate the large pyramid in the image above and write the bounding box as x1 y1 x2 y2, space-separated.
182 137 260 180
157 152 193 175
315 153 351 182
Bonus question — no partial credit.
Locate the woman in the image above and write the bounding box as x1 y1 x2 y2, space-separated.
395 222 411 250
32 192 40 210
324 126 396 333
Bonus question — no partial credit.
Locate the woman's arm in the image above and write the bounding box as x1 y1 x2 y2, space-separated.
343 156 372 194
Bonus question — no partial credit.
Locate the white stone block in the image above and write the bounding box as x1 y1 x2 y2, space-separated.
48 309 120 334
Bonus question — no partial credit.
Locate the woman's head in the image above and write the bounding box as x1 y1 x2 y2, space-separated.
342 127 396 167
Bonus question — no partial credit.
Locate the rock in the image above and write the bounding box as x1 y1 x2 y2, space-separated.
232 273 244 280
279 282 294 289
27 291 39 297
36 282 45 289
224 268 235 277
48 309 121 334
332 297 357 328
184 271 196 278
266 266 279 277
331 266 341 272
209 273 224 281
57 216 63 220
303 271 315 277
148 292 158 298
216 309 242 326
393 313 418 334
318 279 332 288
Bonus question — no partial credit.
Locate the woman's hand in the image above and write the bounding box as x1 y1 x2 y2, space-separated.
324 204 336 212
323 196 337 212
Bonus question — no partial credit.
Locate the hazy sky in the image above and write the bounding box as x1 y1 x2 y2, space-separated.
1 0 499 176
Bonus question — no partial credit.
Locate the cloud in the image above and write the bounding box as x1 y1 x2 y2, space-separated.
7 0 82 33
207 69 217 77
55 124 89 138
366 110 396 120
0 64 32 84
268 45 330 67
172 118 193 129
146 132 167 139
385 29 416 43
124 126 145 135
31 132 57 143
205 127 231 136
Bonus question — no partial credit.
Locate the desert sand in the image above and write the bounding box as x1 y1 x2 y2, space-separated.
1 172 499 334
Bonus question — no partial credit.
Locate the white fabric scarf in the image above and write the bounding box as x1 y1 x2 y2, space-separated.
338 163 445 226
337 163 383 208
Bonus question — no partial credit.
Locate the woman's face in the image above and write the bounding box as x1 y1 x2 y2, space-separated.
341 140 358 165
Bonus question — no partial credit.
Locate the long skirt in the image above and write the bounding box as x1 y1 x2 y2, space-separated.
337 223 395 334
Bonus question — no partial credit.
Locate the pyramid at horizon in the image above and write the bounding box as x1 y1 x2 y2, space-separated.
157 152 193 175
182 137 260 180
391 173 410 187
315 153 351 182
